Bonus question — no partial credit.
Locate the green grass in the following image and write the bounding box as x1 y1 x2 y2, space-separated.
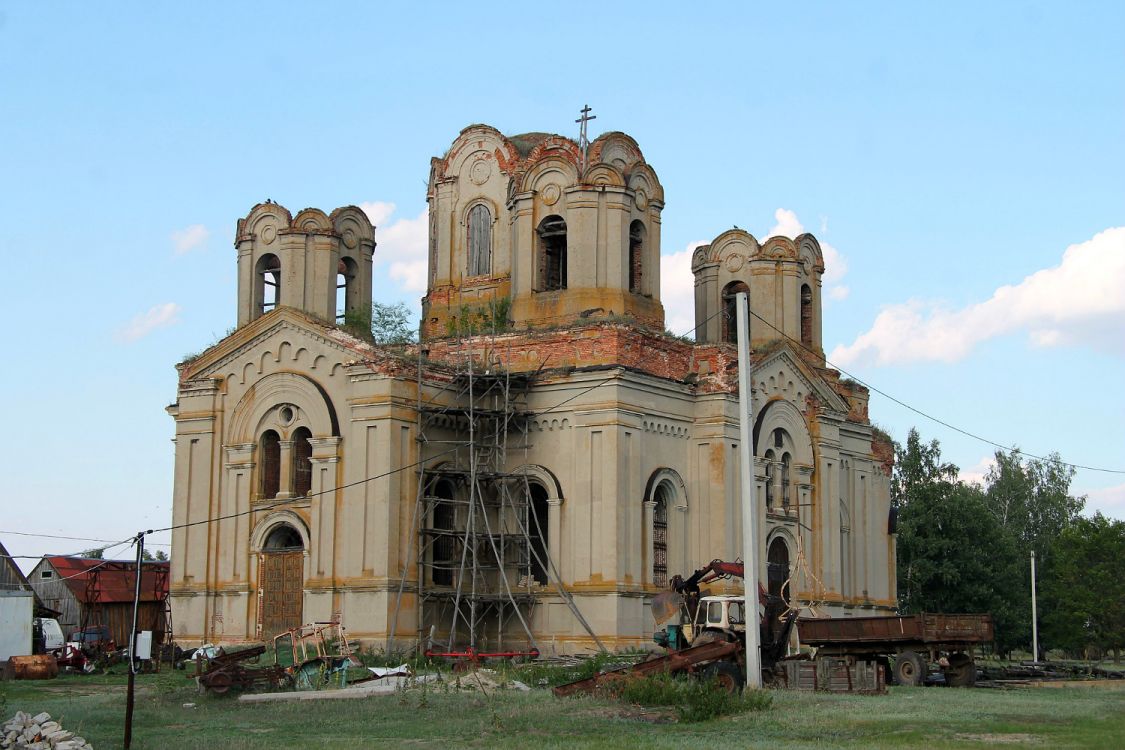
1 668 1123 749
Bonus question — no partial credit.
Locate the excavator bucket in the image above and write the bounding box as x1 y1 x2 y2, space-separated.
651 591 685 626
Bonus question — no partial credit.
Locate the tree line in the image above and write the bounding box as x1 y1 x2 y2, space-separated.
893 428 1124 662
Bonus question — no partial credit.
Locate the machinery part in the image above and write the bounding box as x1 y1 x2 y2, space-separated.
944 652 976 688
204 671 233 694
651 591 685 626
893 650 927 686
702 661 742 694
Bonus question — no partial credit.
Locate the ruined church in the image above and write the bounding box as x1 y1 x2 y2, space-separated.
168 122 897 652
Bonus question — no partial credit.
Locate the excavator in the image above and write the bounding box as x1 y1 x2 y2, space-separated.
553 559 797 695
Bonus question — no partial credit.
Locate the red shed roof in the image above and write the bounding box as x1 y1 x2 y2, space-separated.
45 556 169 604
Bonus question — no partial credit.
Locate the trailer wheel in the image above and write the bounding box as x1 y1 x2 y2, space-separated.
701 661 742 694
944 652 976 688
893 651 926 686
204 671 233 694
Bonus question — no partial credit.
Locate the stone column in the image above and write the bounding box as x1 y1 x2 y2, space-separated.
277 440 294 499
547 498 562 581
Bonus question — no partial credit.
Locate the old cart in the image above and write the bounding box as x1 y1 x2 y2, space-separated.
195 645 290 694
798 613 994 687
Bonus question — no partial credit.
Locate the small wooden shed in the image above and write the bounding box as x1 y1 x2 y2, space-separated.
28 556 169 648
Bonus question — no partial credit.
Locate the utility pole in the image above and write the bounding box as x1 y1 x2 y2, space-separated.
1030 550 1039 663
735 292 761 689
123 531 145 749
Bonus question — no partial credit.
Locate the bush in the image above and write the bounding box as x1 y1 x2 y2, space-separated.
617 671 772 723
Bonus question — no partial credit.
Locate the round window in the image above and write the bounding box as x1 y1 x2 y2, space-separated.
279 405 295 425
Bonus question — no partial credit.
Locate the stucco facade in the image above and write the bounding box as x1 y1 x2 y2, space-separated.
168 124 896 652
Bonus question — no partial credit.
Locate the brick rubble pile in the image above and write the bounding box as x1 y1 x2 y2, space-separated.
1 712 92 750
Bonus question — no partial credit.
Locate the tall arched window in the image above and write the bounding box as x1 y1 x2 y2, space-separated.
467 204 492 277
259 430 281 499
336 258 357 323
721 281 750 344
528 482 550 585
628 220 645 294
256 254 281 316
764 449 776 507
292 427 312 497
536 216 567 291
431 480 455 586
766 537 791 644
800 284 813 347
781 453 792 510
652 485 670 586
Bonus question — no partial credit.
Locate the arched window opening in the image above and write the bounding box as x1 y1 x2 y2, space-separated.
766 538 791 644
336 258 357 323
264 523 303 551
467 204 492 277
431 480 456 586
292 427 313 497
536 216 567 291
256 254 281 316
781 453 792 510
721 281 750 344
259 430 281 500
800 284 813 347
764 449 776 508
528 483 550 585
628 220 645 294
652 485 670 587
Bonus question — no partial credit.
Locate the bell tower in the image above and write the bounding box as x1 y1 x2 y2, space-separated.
235 202 375 329
421 118 666 340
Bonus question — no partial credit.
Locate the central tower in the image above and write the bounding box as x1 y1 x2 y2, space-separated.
421 123 665 339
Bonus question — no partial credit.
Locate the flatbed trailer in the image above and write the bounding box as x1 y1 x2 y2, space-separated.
798 613 994 687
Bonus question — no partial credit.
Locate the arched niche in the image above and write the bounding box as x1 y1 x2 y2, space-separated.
752 399 813 466
251 511 312 553
228 371 339 444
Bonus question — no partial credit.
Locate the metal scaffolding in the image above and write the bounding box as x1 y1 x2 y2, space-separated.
411 344 541 653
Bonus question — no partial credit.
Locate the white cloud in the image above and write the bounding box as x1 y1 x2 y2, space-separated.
831 227 1125 367
361 202 430 294
661 241 708 337
117 303 182 342
171 224 209 255
764 208 849 300
359 201 397 227
1083 482 1125 519
958 454 996 487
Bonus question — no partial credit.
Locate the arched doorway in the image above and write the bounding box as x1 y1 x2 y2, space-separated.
261 524 304 637
766 537 791 645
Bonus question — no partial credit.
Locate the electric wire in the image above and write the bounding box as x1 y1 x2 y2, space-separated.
737 306 1125 475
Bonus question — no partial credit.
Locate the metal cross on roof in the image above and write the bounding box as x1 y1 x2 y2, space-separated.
576 104 596 167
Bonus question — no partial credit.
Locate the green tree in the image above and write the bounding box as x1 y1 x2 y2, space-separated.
984 450 1083 569
340 301 418 345
893 429 1024 654
983 449 1083 657
80 547 104 559
142 549 168 562
1042 514 1125 661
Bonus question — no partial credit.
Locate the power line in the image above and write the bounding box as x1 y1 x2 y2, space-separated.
0 530 170 546
738 307 1125 475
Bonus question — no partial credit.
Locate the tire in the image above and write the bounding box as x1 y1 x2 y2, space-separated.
944 652 976 688
701 661 743 694
893 651 927 686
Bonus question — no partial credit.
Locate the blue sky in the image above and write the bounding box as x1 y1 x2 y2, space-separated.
2 2 1122 569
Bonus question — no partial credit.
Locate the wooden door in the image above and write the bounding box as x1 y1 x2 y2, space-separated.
261 552 303 638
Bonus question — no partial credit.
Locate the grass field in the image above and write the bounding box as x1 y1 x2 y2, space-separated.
2 667 1124 749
